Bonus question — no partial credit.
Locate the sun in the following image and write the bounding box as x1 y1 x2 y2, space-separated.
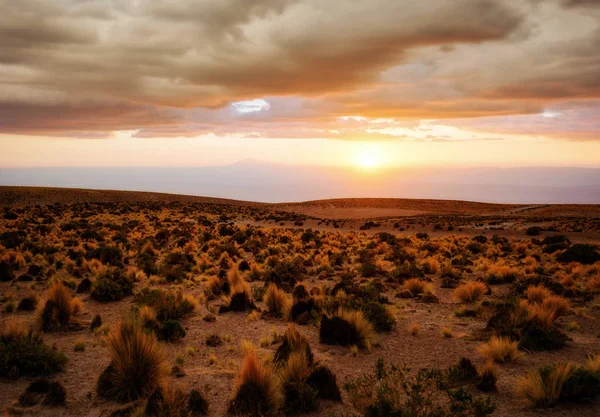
357 153 379 169
352 144 384 170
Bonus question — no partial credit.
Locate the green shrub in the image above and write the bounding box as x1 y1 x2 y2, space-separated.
0 323 68 379
134 288 196 321
158 320 186 342
91 268 134 302
561 366 600 401
344 358 495 417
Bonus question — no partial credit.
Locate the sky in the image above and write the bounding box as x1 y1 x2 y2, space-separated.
1 0 600 189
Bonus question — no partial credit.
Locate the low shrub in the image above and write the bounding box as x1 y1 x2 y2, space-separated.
157 320 186 342
91 268 134 302
18 378 67 406
477 362 498 392
306 365 341 401
557 244 600 264
344 358 495 417
0 319 68 379
135 288 197 321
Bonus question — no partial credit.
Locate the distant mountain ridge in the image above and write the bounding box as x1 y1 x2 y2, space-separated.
0 163 599 204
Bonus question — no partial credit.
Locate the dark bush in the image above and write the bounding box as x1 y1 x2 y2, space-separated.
136 252 158 276
134 288 195 321
188 388 209 414
91 268 133 302
447 357 479 383
343 359 495 417
557 244 600 265
526 226 543 236
306 365 341 401
76 277 92 293
0 261 14 282
263 258 306 291
86 245 123 266
519 321 569 351
18 378 67 406
282 381 319 414
561 366 600 401
319 314 360 347
0 330 68 379
18 296 37 311
90 314 102 331
476 366 497 392
158 320 186 342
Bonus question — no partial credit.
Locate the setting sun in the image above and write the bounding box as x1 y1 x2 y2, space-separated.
351 144 386 170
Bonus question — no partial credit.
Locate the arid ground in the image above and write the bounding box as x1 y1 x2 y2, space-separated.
1 186 599 417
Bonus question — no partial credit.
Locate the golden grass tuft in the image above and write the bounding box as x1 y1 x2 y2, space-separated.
338 309 374 351
409 323 421 336
454 281 487 303
441 326 453 338
541 295 571 318
264 284 292 318
522 302 559 329
229 347 283 417
228 267 244 287
36 282 81 331
100 320 168 402
422 257 440 274
1 317 28 339
403 278 431 295
525 285 551 304
585 354 600 373
478 336 522 363
206 275 221 295
279 351 311 386
139 305 158 329
515 363 572 407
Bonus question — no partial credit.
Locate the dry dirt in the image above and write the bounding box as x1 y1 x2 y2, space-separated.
1 187 599 417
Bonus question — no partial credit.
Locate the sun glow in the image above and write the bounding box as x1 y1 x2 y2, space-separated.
352 143 385 170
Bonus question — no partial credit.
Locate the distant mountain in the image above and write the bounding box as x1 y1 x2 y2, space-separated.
0 162 598 203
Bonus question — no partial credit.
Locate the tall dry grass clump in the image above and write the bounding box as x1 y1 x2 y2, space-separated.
403 278 431 296
478 336 522 363
319 308 374 350
265 284 292 318
454 281 487 303
525 285 551 304
228 347 282 417
37 282 82 331
541 295 571 318
97 320 167 402
274 325 313 366
516 363 572 407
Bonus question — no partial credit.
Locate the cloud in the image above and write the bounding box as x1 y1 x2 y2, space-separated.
0 0 598 139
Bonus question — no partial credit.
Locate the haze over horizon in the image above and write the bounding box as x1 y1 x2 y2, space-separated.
1 0 599 202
